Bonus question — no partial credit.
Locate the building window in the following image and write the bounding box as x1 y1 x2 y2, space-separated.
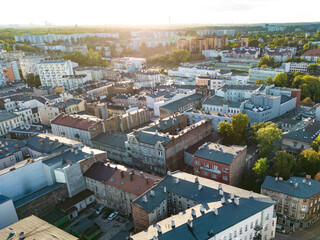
245 225 248 232
211 174 217 179
222 168 228 173
203 171 208 176
222 176 228 181
204 163 210 168
195 168 200 173
195 161 200 165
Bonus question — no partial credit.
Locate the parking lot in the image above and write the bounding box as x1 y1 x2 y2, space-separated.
63 204 133 240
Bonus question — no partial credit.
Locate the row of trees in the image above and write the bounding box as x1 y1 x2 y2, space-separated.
61 50 109 67
147 49 205 68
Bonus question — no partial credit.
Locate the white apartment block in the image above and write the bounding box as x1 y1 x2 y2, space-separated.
168 66 220 78
19 56 45 78
0 112 23 137
61 74 90 90
248 68 285 83
37 60 74 88
282 62 309 73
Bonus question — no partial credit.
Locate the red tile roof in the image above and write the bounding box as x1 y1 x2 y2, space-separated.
51 114 97 131
106 167 161 196
302 48 320 57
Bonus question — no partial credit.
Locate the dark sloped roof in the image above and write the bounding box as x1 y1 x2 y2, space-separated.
84 162 116 182
203 95 242 108
160 94 203 112
262 176 320 198
56 189 94 212
194 143 245 165
282 120 320 143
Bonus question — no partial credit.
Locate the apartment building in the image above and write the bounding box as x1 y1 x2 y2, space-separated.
131 171 276 240
39 99 85 126
238 36 249 47
282 120 320 154
159 93 203 118
194 143 247 186
19 56 45 78
126 114 213 175
84 162 161 215
37 60 74 88
302 48 320 62
248 68 285 83
51 114 104 146
0 112 23 137
176 36 228 54
168 66 220 78
261 176 320 229
61 74 90 90
75 67 103 81
282 62 309 73
0 61 21 83
111 57 146 72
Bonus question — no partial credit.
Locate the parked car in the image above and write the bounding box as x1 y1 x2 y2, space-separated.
276 224 286 233
96 206 106 215
108 212 118 221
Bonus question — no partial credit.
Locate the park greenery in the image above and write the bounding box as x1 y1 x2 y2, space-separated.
218 113 250 145
61 50 109 67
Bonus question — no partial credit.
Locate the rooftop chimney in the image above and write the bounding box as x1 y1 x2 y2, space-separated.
279 177 283 181
145 177 149 185
198 184 203 191
171 220 175 229
163 186 166 193
221 197 225 204
19 232 25 240
230 194 234 200
191 209 196 217
219 189 224 196
140 172 144 177
213 208 218 215
143 195 147 202
120 170 124 178
218 183 222 190
187 219 193 229
234 198 240 205
157 225 162 234
167 171 172 175
195 177 199 183
308 182 312 186
174 178 179 184
150 190 155 197
129 172 133 181
200 205 205 214
249 191 253 198
275 177 278 181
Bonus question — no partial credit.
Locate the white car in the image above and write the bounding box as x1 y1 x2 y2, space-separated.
96 206 105 215
108 212 118 221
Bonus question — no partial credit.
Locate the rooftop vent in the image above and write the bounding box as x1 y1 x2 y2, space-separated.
150 190 155 197
230 194 234 200
308 182 312 186
171 220 175 229
174 178 179 184
219 189 224 196
142 195 147 202
191 209 196 217
198 184 203 191
163 186 166 193
213 208 218 215
249 191 253 198
279 177 283 181
303 179 306 184
234 198 240 205
200 205 205 214
195 177 199 183
218 183 222 190
157 225 162 234
221 197 225 204
145 177 149 185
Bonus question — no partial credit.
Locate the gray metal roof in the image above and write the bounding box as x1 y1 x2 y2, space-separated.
160 94 203 112
262 176 320 198
203 95 242 108
194 143 245 165
282 120 320 143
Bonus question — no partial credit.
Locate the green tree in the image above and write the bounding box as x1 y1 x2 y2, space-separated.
301 97 313 106
255 80 265 85
272 150 296 179
298 149 320 177
273 72 290 87
255 123 282 158
307 63 320 75
257 56 275 68
218 113 249 145
253 158 269 180
217 121 233 145
249 39 259 47
169 49 191 65
311 134 320 151
260 64 268 69
266 76 273 85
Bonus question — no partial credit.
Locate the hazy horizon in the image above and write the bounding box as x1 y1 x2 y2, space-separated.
1 0 318 26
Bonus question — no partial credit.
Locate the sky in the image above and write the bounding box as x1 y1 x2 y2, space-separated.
2 0 319 26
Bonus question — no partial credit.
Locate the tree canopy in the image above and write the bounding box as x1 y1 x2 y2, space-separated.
218 113 250 145
272 150 296 179
253 158 269 180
